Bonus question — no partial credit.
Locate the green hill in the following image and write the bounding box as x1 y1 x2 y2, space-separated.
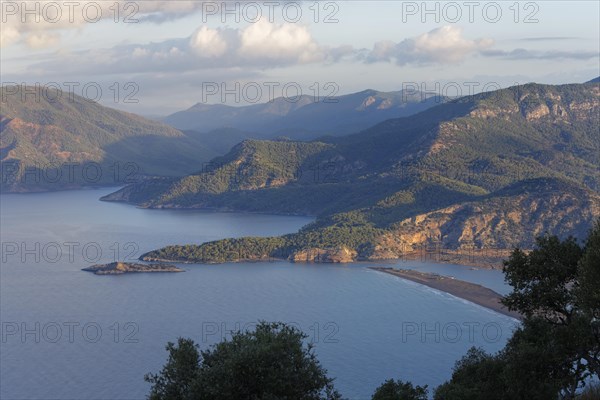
108 81 600 261
139 177 600 264
0 86 219 191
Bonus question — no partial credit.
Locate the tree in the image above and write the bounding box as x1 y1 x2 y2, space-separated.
433 343 566 400
502 235 583 321
146 322 340 400
372 379 427 400
500 220 600 398
578 382 600 400
436 221 600 399
575 220 600 376
433 347 507 400
145 338 201 400
501 318 575 399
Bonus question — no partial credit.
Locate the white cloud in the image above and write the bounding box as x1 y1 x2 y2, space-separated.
0 25 20 47
132 47 150 58
190 27 228 58
17 19 334 77
25 32 60 49
0 1 213 49
368 26 494 65
481 48 598 60
238 19 323 63
368 40 396 63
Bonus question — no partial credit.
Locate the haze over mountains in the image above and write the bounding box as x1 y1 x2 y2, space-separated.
102 80 600 259
163 89 446 139
0 87 444 191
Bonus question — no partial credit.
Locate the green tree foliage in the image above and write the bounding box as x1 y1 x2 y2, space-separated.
433 344 561 400
502 318 585 399
371 379 428 400
142 222 383 264
433 348 507 400
502 221 600 395
144 237 287 263
146 322 340 400
575 220 600 376
502 235 584 319
145 338 201 400
436 221 600 399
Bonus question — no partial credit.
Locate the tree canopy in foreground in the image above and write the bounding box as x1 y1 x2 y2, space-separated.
145 322 340 400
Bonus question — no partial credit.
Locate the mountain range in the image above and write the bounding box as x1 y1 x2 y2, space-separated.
101 80 600 262
162 89 445 140
0 86 443 191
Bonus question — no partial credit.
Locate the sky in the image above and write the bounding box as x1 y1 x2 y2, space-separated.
1 0 599 116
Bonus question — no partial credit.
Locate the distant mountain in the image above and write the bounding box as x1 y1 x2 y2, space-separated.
587 77 600 83
181 127 257 156
0 86 444 192
164 96 314 136
0 86 223 191
105 81 600 261
162 89 446 139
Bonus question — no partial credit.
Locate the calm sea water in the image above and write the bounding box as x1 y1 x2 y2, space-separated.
0 188 518 399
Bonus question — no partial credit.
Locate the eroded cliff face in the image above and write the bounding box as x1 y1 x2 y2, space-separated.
372 184 600 254
289 246 358 263
465 84 600 122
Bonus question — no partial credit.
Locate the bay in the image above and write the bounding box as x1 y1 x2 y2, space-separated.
0 188 518 399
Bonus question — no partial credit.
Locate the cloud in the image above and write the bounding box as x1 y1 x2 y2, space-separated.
0 25 20 47
190 27 229 58
359 27 595 66
368 40 396 63
238 19 324 63
0 1 214 49
24 32 60 49
0 0 315 49
132 47 150 58
482 49 599 60
15 18 332 77
520 37 580 42
367 26 494 65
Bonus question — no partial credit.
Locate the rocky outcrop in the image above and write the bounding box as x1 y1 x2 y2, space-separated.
289 246 357 263
82 262 183 275
380 179 600 251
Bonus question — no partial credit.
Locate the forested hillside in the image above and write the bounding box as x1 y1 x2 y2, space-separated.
105 81 600 262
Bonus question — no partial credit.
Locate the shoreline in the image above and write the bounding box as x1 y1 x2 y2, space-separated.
370 267 522 320
140 251 509 270
101 196 319 218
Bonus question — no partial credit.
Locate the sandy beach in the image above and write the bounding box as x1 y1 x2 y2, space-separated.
371 267 522 320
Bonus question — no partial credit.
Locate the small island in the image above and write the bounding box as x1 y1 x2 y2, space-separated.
82 262 184 275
